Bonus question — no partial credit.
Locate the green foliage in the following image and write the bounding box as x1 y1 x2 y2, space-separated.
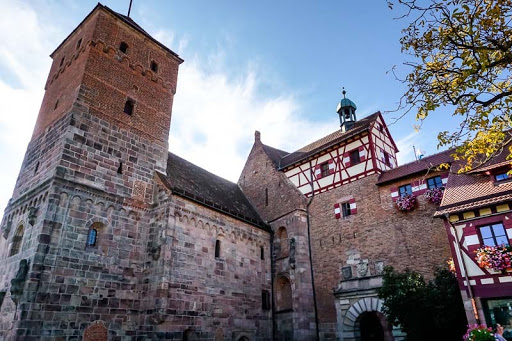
378 266 467 340
389 0 512 172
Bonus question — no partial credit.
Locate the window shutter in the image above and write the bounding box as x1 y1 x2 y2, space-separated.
343 152 351 167
328 159 335 175
390 186 399 201
349 198 357 215
314 165 322 179
358 146 366 162
334 203 341 219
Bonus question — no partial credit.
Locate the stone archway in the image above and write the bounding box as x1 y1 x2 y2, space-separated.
342 297 395 341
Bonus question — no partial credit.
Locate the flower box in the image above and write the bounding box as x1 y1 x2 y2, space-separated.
425 187 444 205
395 194 416 212
475 244 512 272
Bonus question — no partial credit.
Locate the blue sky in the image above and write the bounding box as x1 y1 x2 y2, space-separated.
0 0 459 212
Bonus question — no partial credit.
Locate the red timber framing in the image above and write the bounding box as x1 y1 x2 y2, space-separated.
444 203 512 298
282 113 398 197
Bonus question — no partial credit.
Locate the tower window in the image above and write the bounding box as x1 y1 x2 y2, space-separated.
215 240 221 258
260 246 264 260
320 162 330 177
265 188 268 206
87 228 97 247
117 161 123 174
350 150 361 165
119 42 128 54
124 99 135 115
150 61 158 73
9 224 24 257
59 57 65 67
76 38 82 50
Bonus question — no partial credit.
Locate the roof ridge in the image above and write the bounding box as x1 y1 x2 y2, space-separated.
168 152 237 186
393 147 455 169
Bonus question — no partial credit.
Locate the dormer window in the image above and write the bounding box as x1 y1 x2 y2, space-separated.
150 60 158 73
119 42 128 54
495 172 511 182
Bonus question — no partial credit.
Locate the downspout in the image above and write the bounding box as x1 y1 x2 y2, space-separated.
270 228 277 341
444 214 480 324
307 161 320 340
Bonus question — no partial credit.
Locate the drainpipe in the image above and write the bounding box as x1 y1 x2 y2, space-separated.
307 161 320 340
444 214 480 324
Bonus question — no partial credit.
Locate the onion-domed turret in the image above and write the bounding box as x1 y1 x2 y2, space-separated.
336 88 357 132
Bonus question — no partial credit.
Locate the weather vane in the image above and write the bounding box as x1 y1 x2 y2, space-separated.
127 0 133 17
342 87 346 99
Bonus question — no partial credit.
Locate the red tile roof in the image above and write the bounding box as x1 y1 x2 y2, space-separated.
377 149 455 185
435 147 512 216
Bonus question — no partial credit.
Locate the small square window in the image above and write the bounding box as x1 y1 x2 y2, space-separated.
399 184 412 197
341 202 351 217
320 162 329 177
119 42 128 54
479 223 508 246
350 150 361 165
150 61 158 73
427 176 443 189
124 99 135 115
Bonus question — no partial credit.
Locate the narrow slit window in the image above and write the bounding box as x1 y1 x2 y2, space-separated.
262 290 271 310
87 228 97 247
124 99 134 115
34 162 40 174
9 225 24 257
265 188 268 206
76 38 82 50
215 240 221 258
54 99 59 110
260 246 264 260
150 60 158 73
117 161 123 174
59 57 65 67
119 42 128 54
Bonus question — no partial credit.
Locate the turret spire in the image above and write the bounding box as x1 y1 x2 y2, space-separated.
336 88 357 133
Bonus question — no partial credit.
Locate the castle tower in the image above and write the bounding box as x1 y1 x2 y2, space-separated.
0 4 183 338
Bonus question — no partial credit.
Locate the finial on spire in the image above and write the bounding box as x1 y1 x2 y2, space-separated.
127 0 133 17
342 87 346 99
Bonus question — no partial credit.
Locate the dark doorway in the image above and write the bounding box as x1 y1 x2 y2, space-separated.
359 312 384 341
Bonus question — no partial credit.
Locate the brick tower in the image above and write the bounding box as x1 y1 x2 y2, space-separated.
0 4 182 339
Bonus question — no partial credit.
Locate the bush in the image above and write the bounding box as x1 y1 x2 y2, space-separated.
378 266 467 340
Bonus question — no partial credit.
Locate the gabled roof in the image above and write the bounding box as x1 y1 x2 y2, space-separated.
377 149 454 185
261 144 289 168
51 3 183 62
157 153 268 230
278 112 385 169
435 146 512 216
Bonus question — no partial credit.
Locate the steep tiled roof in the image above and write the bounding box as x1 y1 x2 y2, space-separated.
158 153 268 230
435 147 512 216
261 144 289 168
377 149 455 185
279 112 383 169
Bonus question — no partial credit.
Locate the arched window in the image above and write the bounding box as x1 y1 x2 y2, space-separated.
86 222 104 248
277 227 289 257
87 228 97 247
119 42 128 54
215 240 221 258
9 224 24 257
276 276 293 312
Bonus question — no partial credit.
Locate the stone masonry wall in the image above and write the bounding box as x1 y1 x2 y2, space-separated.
308 172 451 339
